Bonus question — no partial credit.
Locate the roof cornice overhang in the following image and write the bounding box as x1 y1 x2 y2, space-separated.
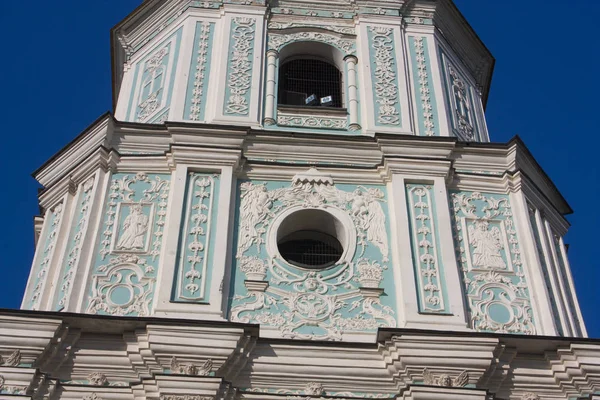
110 0 185 111
428 0 495 106
32 116 571 216
377 327 600 354
0 308 598 348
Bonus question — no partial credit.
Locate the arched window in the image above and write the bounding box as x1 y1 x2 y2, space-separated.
278 58 343 108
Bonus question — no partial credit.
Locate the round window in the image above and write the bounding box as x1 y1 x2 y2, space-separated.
276 209 346 269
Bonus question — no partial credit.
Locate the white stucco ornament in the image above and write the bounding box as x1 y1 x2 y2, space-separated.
170 357 213 376
88 372 108 386
0 350 21 367
304 382 324 396
423 368 469 387
521 393 539 400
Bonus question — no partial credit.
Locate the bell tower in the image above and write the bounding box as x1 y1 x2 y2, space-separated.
7 1 600 399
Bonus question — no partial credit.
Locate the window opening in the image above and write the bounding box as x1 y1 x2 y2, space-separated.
278 59 343 108
278 230 343 269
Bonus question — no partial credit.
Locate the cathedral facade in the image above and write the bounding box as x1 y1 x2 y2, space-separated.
3 0 599 399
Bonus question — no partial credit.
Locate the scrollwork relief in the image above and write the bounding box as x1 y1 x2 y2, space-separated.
29 202 64 310
174 174 218 302
268 32 355 54
83 394 102 400
88 172 170 317
268 21 355 35
0 374 27 396
451 191 535 334
86 256 155 316
58 176 96 309
412 37 436 136
188 22 212 121
231 170 395 340
406 185 446 313
0 350 21 367
277 114 347 130
137 46 170 122
521 393 539 400
448 66 475 140
368 27 400 126
225 17 256 115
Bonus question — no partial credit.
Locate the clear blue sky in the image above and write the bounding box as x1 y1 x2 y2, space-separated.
0 1 598 336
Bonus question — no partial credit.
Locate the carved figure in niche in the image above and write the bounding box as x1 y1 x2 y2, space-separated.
117 204 149 250
351 188 388 260
238 183 275 256
468 220 506 269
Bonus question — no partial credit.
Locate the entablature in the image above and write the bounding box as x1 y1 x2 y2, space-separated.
0 310 599 399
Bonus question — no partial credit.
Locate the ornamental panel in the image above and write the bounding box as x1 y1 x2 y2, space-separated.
229 169 397 340
24 202 65 310
53 175 97 310
367 27 401 126
85 172 171 316
126 28 183 122
450 191 536 334
405 184 449 313
408 36 439 136
184 22 215 121
223 17 256 116
439 51 481 141
276 113 348 130
172 172 220 302
267 31 356 54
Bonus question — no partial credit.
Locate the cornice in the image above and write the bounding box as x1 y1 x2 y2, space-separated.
34 114 112 188
32 117 573 220
1 310 600 398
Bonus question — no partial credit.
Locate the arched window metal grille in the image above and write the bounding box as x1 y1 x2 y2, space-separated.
278 59 343 108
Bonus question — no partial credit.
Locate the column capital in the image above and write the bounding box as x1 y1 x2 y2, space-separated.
266 49 279 58
344 54 358 63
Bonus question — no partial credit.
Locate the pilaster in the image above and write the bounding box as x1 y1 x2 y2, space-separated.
509 191 557 336
389 173 467 330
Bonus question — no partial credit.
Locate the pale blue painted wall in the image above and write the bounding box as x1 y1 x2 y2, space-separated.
52 179 96 310
228 180 397 339
126 28 183 123
450 191 537 334
85 173 171 316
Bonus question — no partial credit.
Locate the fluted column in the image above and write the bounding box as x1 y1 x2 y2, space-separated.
345 55 361 130
264 49 278 125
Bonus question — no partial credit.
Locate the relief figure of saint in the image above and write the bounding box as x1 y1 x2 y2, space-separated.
468 220 506 269
117 204 149 250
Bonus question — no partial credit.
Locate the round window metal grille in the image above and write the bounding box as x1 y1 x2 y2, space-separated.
278 230 343 269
